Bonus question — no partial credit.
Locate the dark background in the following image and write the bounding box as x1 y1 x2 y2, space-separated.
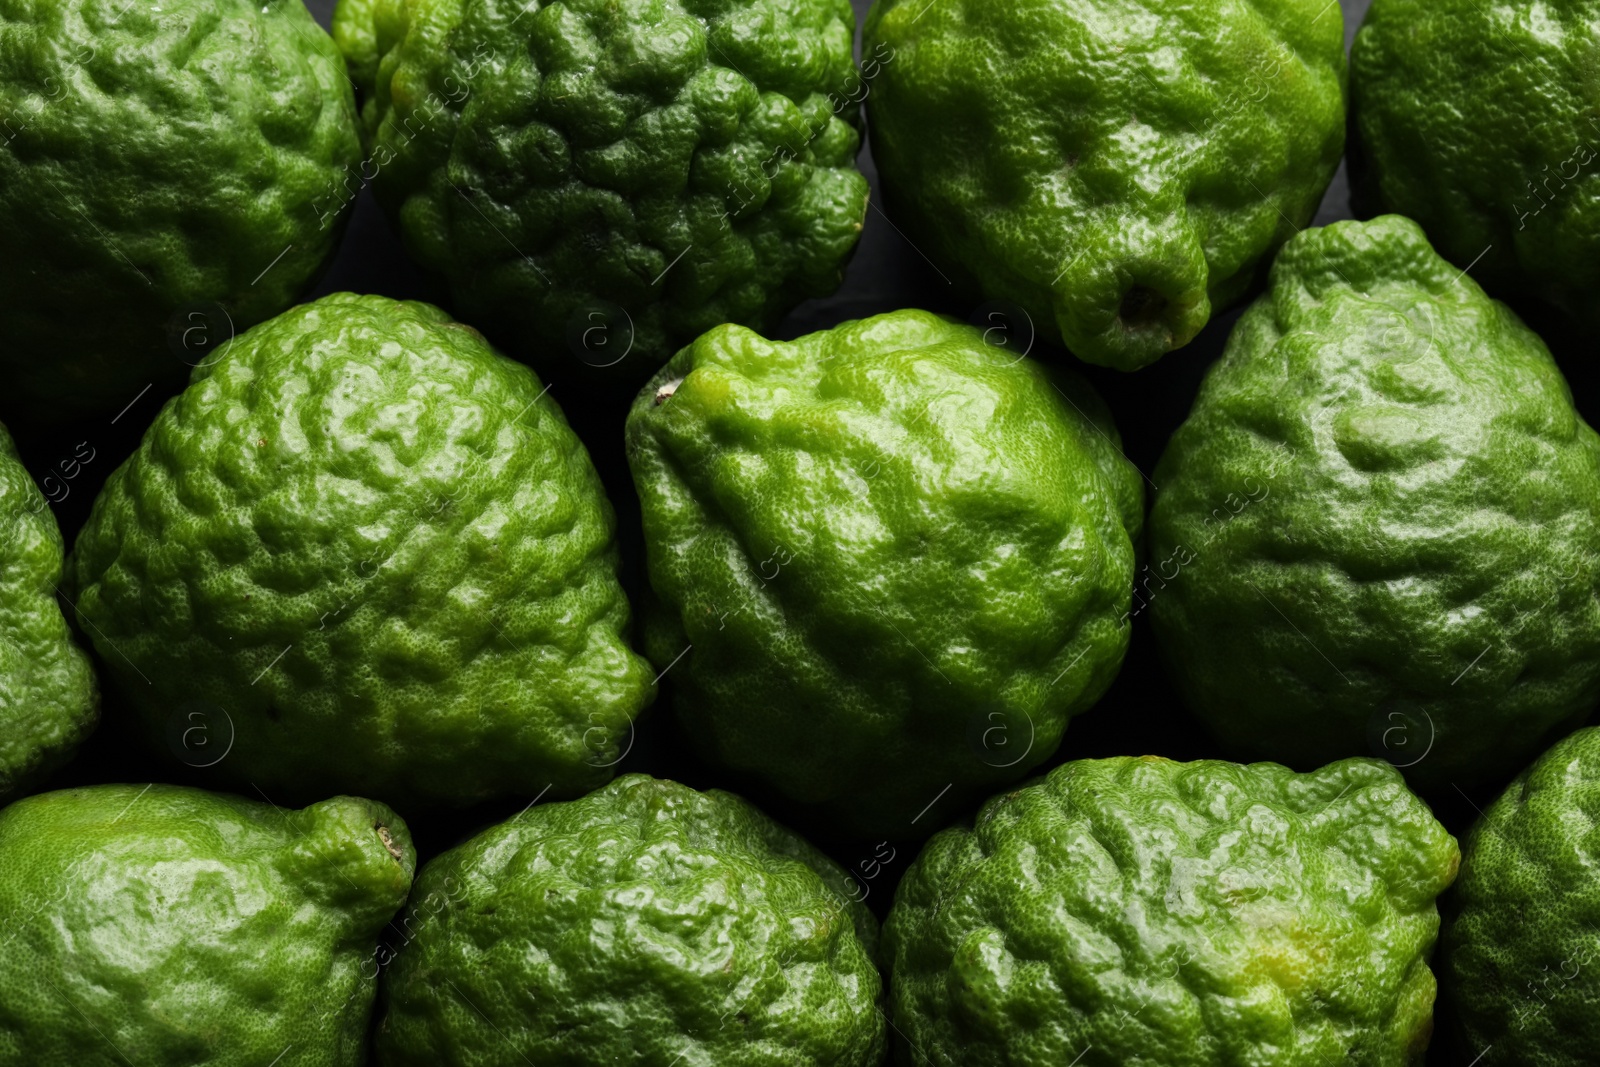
25 0 1596 1059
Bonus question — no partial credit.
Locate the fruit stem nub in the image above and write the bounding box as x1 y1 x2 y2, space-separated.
376 823 403 862
654 378 684 405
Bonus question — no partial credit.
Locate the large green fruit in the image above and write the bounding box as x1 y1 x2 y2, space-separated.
1351 0 1600 331
374 773 884 1066
863 0 1346 370
330 0 868 388
0 783 414 1066
0 423 96 799
70 292 655 810
1149 216 1600 789
1445 727 1600 1065
0 0 359 421
886 755 1459 1065
627 309 1142 839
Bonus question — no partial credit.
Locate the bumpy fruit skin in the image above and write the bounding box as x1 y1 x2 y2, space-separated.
627 309 1142 839
375 774 885 1066
0 783 415 1066
0 423 96 799
0 0 359 421
1149 216 1600 790
863 0 1345 371
70 292 655 810
1445 727 1600 1065
886 756 1460 1066
1350 0 1600 332
332 0 869 387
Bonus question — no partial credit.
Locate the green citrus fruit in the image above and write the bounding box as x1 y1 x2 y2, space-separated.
1149 216 1600 789
374 773 884 1066
1444 726 1600 1065
1350 0 1600 331
626 309 1142 839
330 0 869 388
69 292 654 810
886 755 1459 1065
0 422 96 800
863 0 1346 370
0 783 413 1066
0 0 360 421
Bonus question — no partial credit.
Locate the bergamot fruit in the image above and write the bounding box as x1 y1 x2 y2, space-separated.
69 292 655 810
331 0 869 388
885 755 1459 1065
0 783 414 1066
1444 726 1600 1066
374 773 885 1066
0 0 360 421
1149 216 1600 790
1350 0 1600 332
0 422 96 800
862 0 1346 370
626 309 1142 839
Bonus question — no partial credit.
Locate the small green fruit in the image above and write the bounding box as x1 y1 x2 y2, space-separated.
627 309 1142 838
71 293 655 810
886 755 1459 1065
1445 726 1600 1065
0 422 97 800
0 0 360 420
864 0 1346 369
0 783 414 1066
375 774 885 1066
1150 216 1600 789
331 0 869 386
1351 0 1600 332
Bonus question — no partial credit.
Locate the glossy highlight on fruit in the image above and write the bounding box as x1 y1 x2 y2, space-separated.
375 774 885 1066
70 292 655 810
627 309 1142 838
1150 216 1600 789
886 755 1459 1065
332 0 870 387
0 783 414 1066
863 0 1346 370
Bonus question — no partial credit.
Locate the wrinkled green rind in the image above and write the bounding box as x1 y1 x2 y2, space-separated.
332 0 869 386
0 783 414 1066
863 0 1346 370
627 309 1140 839
1149 216 1600 790
375 774 885 1066
1445 727 1600 1066
0 423 97 799
886 755 1459 1066
70 292 655 810
1350 0 1600 332
0 0 360 420
1048 366 1145 548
